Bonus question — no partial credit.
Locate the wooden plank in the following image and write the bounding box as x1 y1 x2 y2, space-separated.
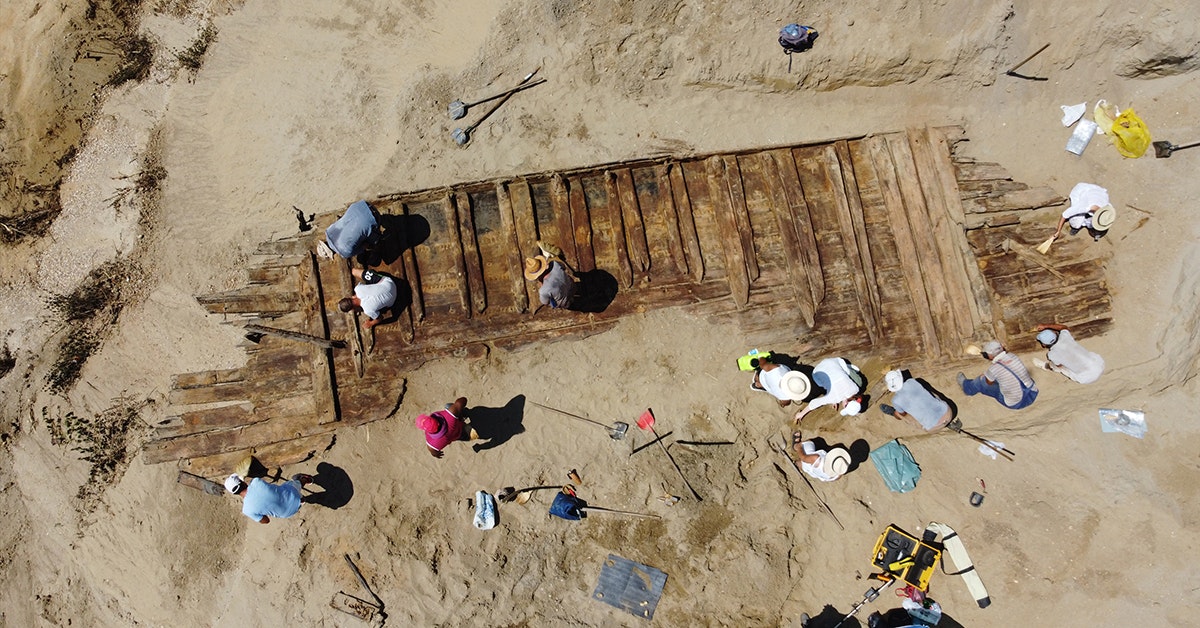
614 168 651 274
885 132 961 355
833 140 883 340
567 176 595 273
974 187 1065 213
722 155 760 282
602 171 635 288
954 162 1011 182
908 127 978 338
455 191 488 315
176 434 335 479
926 128 993 337
866 135 941 357
495 182 531 313
144 399 320 464
442 193 472 318
254 238 309 257
508 180 544 310
168 368 308 406
768 148 824 307
757 152 815 328
550 175 578 266
399 203 426 323
173 368 245 389
667 162 704 283
653 165 688 277
704 156 750 309
300 252 339 425
332 256 366 377
247 266 293 286
152 402 258 442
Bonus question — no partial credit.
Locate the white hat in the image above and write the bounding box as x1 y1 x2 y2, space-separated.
839 398 863 416
885 370 904 393
225 474 245 494
780 371 811 401
822 448 851 477
1093 204 1116 231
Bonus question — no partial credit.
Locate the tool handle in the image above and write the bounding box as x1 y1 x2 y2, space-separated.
344 554 385 609
464 78 546 109
1005 43 1050 74
528 401 611 430
582 505 661 519
654 427 703 501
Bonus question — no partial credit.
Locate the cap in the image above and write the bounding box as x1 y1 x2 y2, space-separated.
224 474 245 494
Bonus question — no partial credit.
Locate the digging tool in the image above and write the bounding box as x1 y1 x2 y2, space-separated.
1035 235 1056 255
629 430 673 456
343 554 386 623
529 401 629 439
448 77 546 120
637 409 703 501
948 423 1015 461
451 69 542 146
496 484 561 504
1153 139 1200 158
1004 43 1050 79
772 435 845 531
581 504 661 520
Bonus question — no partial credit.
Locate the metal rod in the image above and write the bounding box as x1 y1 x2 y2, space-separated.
630 430 673 456
528 401 612 431
582 505 661 520
343 554 385 610
653 426 703 501
774 435 845 530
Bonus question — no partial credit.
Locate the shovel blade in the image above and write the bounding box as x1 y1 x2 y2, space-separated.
637 409 655 430
448 100 467 120
609 422 629 440
452 128 470 146
1153 141 1174 158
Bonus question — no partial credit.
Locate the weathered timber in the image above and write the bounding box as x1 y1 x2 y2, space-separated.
178 433 335 480
160 129 1114 469
243 324 343 350
300 253 339 425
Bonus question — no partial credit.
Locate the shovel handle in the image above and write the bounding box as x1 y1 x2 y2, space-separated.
583 505 661 519
528 401 613 431
462 78 546 109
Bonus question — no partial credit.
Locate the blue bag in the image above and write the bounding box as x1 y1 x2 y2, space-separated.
549 492 587 521
870 439 921 493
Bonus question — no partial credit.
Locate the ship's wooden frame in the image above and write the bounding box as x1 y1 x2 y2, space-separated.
147 126 1111 479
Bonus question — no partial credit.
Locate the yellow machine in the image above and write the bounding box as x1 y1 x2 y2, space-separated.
870 524 942 592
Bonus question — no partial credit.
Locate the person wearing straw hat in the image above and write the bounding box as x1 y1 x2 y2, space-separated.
957 340 1038 410
751 354 806 407
225 472 314 524
415 397 477 459
790 432 851 482
793 357 866 423
524 242 577 314
1052 182 1115 242
1032 324 1105 384
880 370 956 431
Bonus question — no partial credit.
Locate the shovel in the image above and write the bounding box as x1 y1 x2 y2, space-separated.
496 484 561 504
1153 139 1200 158
451 69 542 146
448 77 546 120
637 409 703 501
528 401 629 440
581 504 661 520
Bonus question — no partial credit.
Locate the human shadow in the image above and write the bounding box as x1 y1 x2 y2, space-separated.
568 268 619 313
799 604 861 628
846 438 871 474
871 606 964 627
302 461 354 509
468 395 527 452
362 214 431 267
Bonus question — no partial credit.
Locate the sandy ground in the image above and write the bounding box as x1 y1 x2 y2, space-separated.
2 0 1199 625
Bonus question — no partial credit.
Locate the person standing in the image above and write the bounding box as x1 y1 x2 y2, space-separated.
958 340 1038 410
415 397 472 459
1033 324 1105 384
880 370 956 431
337 267 397 329
225 473 313 524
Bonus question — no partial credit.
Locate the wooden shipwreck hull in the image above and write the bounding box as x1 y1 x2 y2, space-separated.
146 126 1111 478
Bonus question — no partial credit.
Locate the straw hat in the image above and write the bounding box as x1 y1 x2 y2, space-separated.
822 448 851 477
780 371 811 401
1092 204 1116 231
524 255 550 281
885 370 904 393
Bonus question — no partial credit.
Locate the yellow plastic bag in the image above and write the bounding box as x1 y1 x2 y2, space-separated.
1094 100 1118 135
1111 109 1151 158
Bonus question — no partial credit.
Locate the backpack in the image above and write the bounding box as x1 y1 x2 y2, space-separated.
779 24 817 54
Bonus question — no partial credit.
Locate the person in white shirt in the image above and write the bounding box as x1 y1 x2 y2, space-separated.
337 268 398 329
791 432 850 482
1033 324 1105 384
1052 182 1115 242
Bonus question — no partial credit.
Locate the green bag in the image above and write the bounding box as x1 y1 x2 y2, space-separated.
870 439 921 493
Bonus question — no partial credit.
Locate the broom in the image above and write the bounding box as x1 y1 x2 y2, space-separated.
1035 235 1056 255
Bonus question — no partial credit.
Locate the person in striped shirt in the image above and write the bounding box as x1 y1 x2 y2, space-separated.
957 340 1038 410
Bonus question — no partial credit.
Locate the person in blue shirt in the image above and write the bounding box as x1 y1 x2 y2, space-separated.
225 473 313 524
320 200 382 260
